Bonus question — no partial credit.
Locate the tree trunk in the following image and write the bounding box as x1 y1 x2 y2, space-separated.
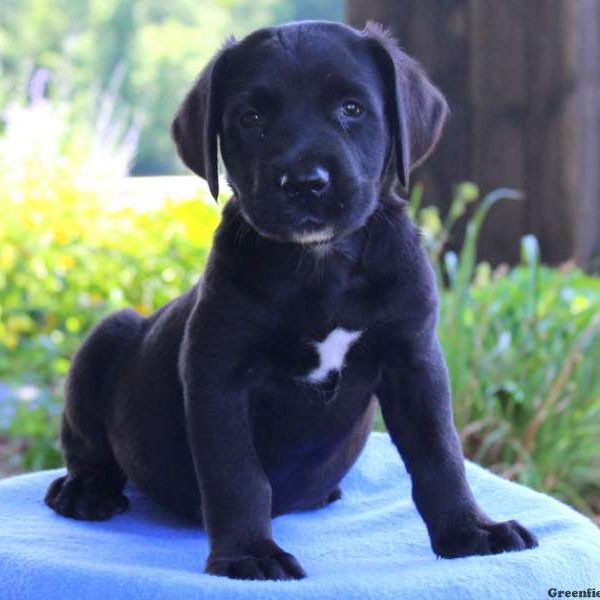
347 0 600 268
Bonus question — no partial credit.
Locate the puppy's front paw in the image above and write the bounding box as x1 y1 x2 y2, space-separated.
206 540 306 581
432 510 538 558
45 473 129 521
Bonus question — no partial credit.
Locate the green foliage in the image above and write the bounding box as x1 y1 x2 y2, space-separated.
410 184 600 515
0 0 344 174
0 178 219 385
0 149 220 472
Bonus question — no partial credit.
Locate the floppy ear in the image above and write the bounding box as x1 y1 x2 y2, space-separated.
363 22 449 191
171 40 235 200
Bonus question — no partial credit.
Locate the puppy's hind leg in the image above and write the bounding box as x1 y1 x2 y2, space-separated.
45 309 143 521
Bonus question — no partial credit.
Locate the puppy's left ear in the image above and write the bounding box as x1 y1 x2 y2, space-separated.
364 22 449 192
171 39 236 200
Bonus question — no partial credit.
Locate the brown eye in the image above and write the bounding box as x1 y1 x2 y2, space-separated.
240 110 263 128
342 101 364 118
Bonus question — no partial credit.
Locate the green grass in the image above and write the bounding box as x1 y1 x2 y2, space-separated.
377 184 600 516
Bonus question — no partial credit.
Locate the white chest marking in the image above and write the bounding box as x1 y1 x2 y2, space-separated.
306 328 362 383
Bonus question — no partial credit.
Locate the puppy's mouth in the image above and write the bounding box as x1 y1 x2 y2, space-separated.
238 205 337 245
290 226 336 245
236 177 378 246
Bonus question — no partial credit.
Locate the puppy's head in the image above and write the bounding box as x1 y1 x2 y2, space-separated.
172 21 448 244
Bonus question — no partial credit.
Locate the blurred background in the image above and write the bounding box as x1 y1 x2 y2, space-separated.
0 1 599 523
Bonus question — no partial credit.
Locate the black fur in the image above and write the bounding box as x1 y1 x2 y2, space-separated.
45 21 537 580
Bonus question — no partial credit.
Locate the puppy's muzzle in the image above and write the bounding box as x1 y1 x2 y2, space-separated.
276 164 334 233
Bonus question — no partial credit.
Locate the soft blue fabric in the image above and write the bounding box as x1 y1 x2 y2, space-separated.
0 432 599 599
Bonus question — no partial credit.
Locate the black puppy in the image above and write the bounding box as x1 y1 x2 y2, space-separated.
45 21 537 580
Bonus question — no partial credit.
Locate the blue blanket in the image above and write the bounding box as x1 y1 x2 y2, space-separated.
1 433 599 599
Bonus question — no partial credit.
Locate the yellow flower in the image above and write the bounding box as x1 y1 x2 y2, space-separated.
0 245 17 269
134 303 152 316
53 228 71 245
56 254 76 271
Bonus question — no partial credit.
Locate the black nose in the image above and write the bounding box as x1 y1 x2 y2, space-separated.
278 166 330 197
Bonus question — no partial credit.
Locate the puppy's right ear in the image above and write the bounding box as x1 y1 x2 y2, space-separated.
171 39 236 201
